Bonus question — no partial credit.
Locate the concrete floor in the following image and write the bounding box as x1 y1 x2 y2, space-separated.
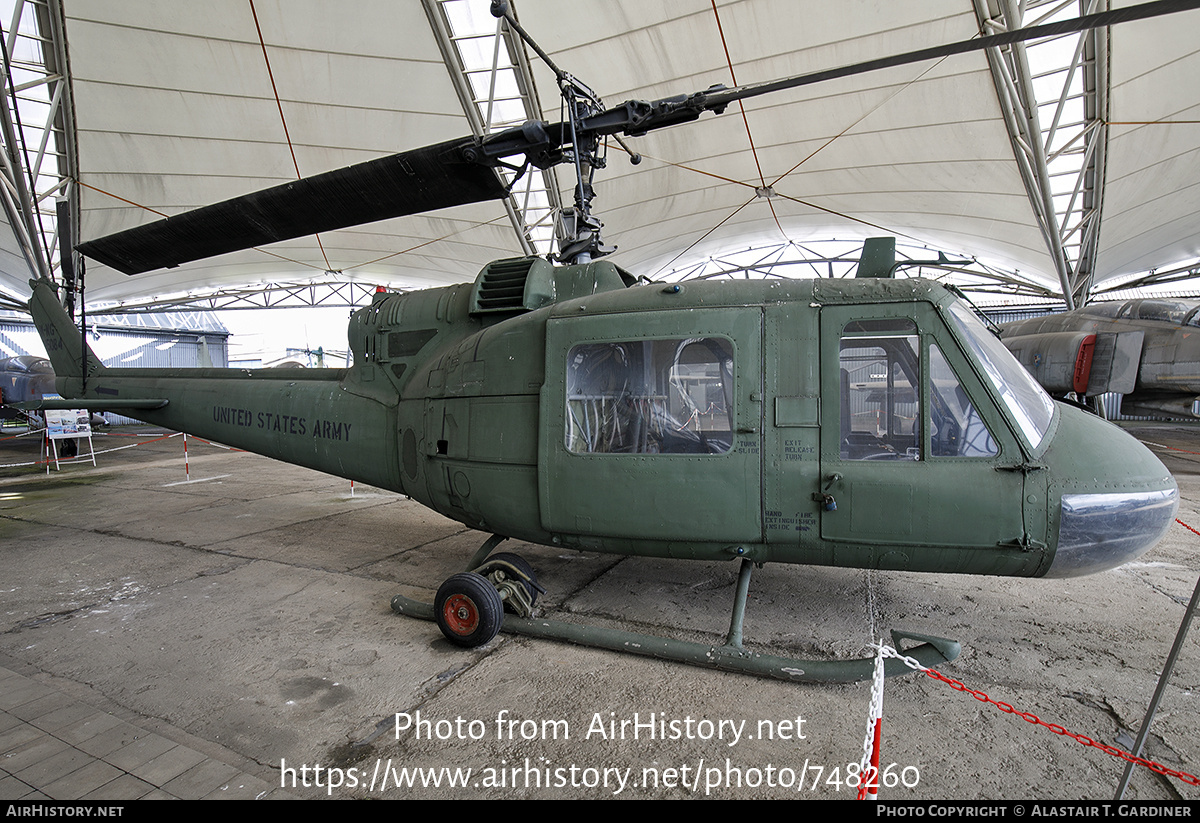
0 423 1197 800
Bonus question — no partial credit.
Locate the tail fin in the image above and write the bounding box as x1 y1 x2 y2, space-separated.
27 278 105 381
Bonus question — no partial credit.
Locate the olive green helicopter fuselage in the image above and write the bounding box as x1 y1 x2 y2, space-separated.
29 255 1178 582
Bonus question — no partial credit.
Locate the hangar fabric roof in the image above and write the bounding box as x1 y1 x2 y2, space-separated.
2 0 1199 308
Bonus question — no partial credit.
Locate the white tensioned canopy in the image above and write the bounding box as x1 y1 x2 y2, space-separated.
2 0 1199 308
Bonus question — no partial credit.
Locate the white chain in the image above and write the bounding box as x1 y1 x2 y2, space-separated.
881 643 929 673
857 643 928 799
857 641 885 799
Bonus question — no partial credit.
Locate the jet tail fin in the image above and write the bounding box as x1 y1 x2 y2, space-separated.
27 278 106 381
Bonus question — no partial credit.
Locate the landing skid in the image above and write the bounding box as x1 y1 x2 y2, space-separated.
391 548 961 684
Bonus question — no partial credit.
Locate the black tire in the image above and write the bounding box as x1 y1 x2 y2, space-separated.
434 572 503 648
485 552 539 611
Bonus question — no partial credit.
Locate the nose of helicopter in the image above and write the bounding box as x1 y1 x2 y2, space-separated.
1047 487 1178 578
1041 406 1178 578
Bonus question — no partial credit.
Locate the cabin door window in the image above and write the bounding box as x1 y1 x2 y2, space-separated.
838 332 920 461
564 338 734 455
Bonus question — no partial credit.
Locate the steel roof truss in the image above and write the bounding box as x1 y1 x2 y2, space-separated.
0 0 78 292
424 0 561 258
975 0 1109 308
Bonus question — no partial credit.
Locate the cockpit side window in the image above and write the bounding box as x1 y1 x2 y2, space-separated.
565 338 734 454
839 322 920 461
838 318 1002 462
1083 302 1121 318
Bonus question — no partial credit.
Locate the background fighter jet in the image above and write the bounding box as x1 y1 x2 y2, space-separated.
999 297 1200 418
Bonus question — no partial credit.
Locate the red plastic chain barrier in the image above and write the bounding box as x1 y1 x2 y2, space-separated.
0 431 181 469
921 667 1199 786
0 429 237 469
0 429 42 441
185 435 246 452
917 514 1200 788
2 429 260 475
1144 440 1200 457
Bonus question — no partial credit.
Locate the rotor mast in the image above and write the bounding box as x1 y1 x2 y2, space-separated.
489 0 620 264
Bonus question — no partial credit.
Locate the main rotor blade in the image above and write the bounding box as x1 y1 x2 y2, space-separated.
77 137 507 275
705 0 1200 112
566 0 1200 142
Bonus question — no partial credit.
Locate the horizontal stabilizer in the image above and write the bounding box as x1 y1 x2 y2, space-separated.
77 137 506 274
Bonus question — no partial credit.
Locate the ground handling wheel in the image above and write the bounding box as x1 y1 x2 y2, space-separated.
434 572 504 648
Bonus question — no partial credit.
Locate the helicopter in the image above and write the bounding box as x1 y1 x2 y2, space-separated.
20 1 1190 682
0 355 54 422
999 297 1200 419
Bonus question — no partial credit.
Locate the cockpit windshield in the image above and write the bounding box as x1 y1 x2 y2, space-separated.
946 301 1055 450
1086 299 1200 326
1132 299 1200 326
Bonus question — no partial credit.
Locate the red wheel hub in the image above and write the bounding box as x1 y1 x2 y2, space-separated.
442 594 479 635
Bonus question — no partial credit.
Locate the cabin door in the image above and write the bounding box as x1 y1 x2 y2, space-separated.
540 308 763 544
817 303 1027 571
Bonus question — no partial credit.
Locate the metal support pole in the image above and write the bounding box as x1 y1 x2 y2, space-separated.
1114 570 1200 799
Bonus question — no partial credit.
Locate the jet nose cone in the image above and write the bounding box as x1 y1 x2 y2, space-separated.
1045 488 1178 578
